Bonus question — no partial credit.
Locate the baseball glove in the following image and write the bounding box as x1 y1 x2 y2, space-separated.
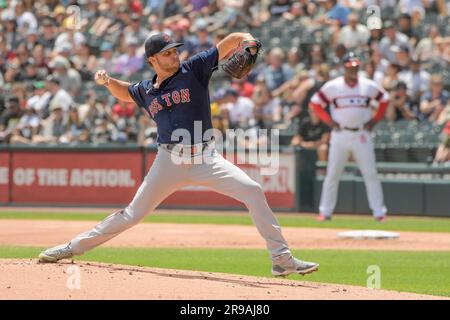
222 39 262 79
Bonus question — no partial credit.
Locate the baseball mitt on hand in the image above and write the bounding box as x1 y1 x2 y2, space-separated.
222 39 262 79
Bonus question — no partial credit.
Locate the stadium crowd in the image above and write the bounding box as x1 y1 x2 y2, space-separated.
0 0 449 162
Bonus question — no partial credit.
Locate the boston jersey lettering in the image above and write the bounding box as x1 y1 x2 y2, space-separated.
128 47 218 144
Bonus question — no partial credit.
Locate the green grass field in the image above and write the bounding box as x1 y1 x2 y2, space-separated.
1 246 449 297
1 211 450 233
1 210 449 297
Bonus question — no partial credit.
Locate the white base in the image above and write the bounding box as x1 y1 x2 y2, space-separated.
337 230 399 240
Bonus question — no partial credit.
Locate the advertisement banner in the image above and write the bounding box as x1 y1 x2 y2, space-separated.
11 152 142 205
0 151 9 203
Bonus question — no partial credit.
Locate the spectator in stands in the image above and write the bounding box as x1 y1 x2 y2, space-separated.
48 56 82 96
45 75 74 113
262 47 294 91
2 14 20 51
420 74 449 123
60 108 89 144
397 13 419 45
26 81 51 118
112 100 136 121
391 44 412 70
0 36 8 74
337 12 370 50
161 0 181 18
399 58 430 104
359 60 376 80
290 64 331 121
267 0 293 19
31 44 50 79
96 42 115 74
222 88 255 130
171 18 195 61
286 47 305 75
23 27 39 52
437 99 450 126
434 120 450 163
32 102 66 144
379 20 412 63
318 0 351 26
14 0 37 33
38 18 56 52
189 0 209 13
123 13 149 45
190 18 214 54
53 16 86 53
227 0 263 29
430 36 450 68
381 62 402 91
231 76 254 98
291 107 330 162
72 41 97 81
78 91 113 131
251 79 283 128
398 0 425 18
91 115 117 144
9 106 40 144
415 25 441 63
386 81 417 122
0 96 23 143
111 37 144 78
3 42 30 83
370 45 390 78
367 22 383 47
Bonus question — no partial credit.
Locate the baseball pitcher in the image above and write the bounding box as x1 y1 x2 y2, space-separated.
38 32 319 277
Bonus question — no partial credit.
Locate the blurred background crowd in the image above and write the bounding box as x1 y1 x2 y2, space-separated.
0 0 449 163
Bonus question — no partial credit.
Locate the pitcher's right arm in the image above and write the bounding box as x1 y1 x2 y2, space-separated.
94 69 135 103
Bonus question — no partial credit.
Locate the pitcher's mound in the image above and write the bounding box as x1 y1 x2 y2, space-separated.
0 259 444 300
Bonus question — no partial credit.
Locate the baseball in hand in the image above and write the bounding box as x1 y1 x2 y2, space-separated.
95 70 110 86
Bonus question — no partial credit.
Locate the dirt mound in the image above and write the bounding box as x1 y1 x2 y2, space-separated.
0 259 446 300
1 220 450 251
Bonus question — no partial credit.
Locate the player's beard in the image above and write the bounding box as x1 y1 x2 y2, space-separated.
164 61 180 74
159 60 180 76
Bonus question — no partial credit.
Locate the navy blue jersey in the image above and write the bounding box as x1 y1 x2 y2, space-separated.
128 46 219 144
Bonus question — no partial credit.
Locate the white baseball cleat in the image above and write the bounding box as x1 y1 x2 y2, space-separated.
272 254 319 277
38 243 74 263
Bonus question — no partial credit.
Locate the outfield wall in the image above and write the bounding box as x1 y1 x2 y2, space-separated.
0 145 449 216
0 145 295 210
311 157 450 217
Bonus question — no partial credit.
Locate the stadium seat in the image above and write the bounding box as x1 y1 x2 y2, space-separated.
375 146 386 161
384 146 409 162
409 146 434 162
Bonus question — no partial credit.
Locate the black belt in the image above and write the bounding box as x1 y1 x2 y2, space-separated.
342 127 361 131
158 140 213 157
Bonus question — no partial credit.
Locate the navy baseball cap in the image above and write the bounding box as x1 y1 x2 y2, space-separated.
144 33 183 58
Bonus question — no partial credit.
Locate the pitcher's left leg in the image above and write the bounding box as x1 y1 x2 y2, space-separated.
191 152 319 276
197 157 289 258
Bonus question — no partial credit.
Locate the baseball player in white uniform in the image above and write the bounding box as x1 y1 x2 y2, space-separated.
309 52 388 221
38 32 319 277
